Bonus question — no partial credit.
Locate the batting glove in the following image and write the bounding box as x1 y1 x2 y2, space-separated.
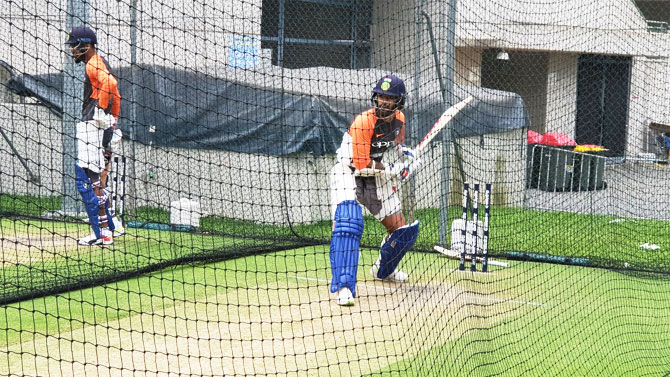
386 162 411 181
396 144 418 161
409 156 423 170
93 107 116 129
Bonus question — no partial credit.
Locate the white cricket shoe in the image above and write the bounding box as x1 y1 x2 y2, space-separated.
370 259 409 283
78 232 103 246
113 226 126 237
112 217 126 237
336 288 354 306
101 229 114 245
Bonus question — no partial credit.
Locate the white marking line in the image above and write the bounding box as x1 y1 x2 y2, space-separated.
289 276 545 307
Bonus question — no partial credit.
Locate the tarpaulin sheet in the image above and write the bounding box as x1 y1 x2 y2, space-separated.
3 61 529 156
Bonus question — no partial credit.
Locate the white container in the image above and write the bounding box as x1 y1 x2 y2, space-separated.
170 198 202 228
450 219 484 255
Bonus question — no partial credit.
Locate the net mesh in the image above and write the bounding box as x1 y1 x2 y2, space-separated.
1 0 670 376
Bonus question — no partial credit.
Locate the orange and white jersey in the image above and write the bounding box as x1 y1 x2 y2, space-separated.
82 54 121 121
335 109 405 169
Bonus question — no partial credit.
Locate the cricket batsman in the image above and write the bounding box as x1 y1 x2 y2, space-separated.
65 26 122 245
329 74 421 306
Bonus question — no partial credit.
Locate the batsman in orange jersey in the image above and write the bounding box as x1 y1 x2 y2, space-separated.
329 75 421 306
65 26 123 245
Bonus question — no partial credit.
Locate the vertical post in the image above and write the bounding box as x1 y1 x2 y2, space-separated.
128 0 138 215
277 0 285 66
350 2 357 68
438 0 457 245
61 0 89 215
407 0 426 224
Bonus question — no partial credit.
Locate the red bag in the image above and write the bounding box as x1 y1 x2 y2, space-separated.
527 129 542 144
540 132 577 147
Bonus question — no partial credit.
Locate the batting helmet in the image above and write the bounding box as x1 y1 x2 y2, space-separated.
371 75 406 110
65 26 97 46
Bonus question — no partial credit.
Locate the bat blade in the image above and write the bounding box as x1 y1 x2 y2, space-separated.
416 96 474 153
434 245 509 268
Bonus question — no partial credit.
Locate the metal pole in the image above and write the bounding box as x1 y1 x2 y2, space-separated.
438 0 457 246
277 0 285 66
61 0 89 215
0 124 39 183
407 0 426 224
129 0 138 214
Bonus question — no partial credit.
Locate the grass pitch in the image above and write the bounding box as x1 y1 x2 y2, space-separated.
1 194 670 375
1 246 669 376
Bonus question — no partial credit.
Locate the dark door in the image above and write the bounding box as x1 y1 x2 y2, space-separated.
576 55 631 156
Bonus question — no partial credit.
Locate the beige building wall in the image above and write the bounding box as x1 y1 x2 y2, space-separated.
628 57 670 157
457 0 664 57
455 47 482 86
0 0 261 75
545 53 578 137
5 0 670 217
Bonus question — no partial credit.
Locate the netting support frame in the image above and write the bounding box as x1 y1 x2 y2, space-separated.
61 0 89 216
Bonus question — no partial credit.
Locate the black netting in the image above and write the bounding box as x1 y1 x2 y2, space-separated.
1 1 669 376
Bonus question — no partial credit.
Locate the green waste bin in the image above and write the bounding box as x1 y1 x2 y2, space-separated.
526 145 574 191
526 144 542 189
590 154 605 189
571 151 606 191
570 153 591 191
572 145 606 191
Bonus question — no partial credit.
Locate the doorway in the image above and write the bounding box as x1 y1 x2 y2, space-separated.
575 55 631 156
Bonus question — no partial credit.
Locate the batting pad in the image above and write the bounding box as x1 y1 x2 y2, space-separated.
104 200 116 232
376 220 419 279
75 165 102 238
329 200 364 297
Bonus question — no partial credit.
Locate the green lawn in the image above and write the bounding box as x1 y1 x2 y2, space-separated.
1 247 668 376
2 193 670 308
2 194 670 375
376 264 670 376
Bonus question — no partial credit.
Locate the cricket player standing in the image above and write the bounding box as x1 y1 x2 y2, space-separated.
65 26 123 245
329 74 421 306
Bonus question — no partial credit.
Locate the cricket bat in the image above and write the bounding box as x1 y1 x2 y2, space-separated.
415 95 474 153
356 95 474 178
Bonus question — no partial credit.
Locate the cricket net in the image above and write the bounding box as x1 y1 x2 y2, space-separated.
1 0 670 376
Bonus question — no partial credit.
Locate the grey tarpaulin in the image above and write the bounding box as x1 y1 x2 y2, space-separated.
2 61 528 156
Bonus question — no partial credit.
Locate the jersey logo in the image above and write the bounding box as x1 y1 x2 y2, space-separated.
375 133 385 138
371 140 394 148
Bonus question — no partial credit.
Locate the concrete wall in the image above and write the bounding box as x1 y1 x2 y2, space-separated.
542 53 670 160
628 57 670 158
0 103 64 197
457 0 667 57
545 54 579 137
455 47 482 86
0 0 261 74
459 0 648 30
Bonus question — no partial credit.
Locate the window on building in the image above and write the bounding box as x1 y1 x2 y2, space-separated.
261 0 372 69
